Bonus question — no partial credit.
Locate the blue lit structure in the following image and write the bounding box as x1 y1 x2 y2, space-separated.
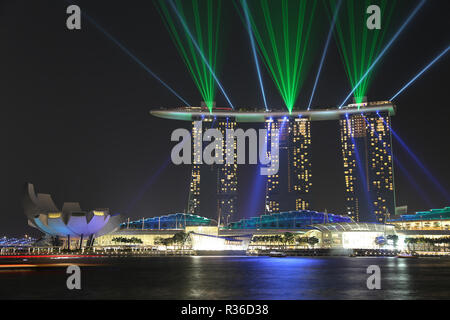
122 213 212 230
225 210 352 230
0 237 36 247
389 207 450 222
24 183 122 240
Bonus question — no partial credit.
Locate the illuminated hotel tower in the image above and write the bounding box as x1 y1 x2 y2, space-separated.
290 118 313 210
366 111 395 222
216 118 238 225
265 117 312 213
186 103 238 225
187 120 202 215
340 109 395 222
265 119 281 213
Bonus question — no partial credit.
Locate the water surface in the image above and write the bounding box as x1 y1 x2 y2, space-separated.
1 256 449 299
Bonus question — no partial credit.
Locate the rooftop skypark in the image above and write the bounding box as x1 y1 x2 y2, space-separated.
150 100 396 122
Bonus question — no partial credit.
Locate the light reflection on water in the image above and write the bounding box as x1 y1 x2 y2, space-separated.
0 256 449 299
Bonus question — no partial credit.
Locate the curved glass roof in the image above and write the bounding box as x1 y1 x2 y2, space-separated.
224 210 352 230
122 213 211 230
389 207 450 222
312 223 395 232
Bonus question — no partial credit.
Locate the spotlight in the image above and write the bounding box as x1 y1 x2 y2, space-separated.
242 0 268 111
390 45 450 101
364 117 434 207
308 0 342 110
167 0 235 110
378 114 450 201
339 0 427 108
72 2 190 106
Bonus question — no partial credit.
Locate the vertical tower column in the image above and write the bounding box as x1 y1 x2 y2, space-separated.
340 114 369 222
340 110 396 223
289 118 312 210
216 118 237 226
265 119 281 213
187 120 202 215
265 117 313 213
365 112 396 222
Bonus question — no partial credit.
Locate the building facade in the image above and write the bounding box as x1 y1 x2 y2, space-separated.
265 118 312 213
290 118 313 210
365 111 395 222
186 105 238 225
265 119 282 213
389 207 450 231
340 114 367 221
216 118 238 225
187 119 202 215
339 107 395 222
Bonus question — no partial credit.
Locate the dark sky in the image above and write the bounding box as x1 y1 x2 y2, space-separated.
0 0 449 236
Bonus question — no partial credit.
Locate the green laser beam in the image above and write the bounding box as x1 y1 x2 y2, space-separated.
244 0 318 113
327 0 396 105
157 0 224 112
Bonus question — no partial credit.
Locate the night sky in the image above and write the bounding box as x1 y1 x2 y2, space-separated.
1 0 449 236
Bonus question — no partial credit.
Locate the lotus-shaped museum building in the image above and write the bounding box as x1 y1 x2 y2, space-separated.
23 183 121 241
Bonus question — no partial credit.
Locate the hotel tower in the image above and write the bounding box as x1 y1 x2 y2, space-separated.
265 117 312 213
340 100 395 222
187 102 238 225
216 118 238 225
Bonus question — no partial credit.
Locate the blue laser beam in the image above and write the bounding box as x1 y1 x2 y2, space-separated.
70 2 191 106
167 0 235 110
124 157 172 214
363 116 433 208
390 45 450 101
245 163 266 218
307 0 342 110
346 114 374 220
378 114 450 202
339 0 427 108
210 116 217 129
242 0 268 111
394 158 434 208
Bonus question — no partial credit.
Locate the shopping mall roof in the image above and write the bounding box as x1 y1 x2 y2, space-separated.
121 213 212 230
225 210 352 230
312 223 395 233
